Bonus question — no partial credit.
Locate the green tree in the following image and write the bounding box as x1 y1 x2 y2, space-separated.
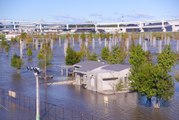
65 45 81 65
11 54 23 73
152 45 176 108
129 44 151 94
0 34 11 55
11 37 18 45
129 44 147 69
101 47 109 61
87 52 97 61
129 44 176 108
26 48 33 59
80 33 86 41
152 65 174 108
5 44 10 56
107 45 127 64
130 62 156 99
157 45 176 72
0 35 7 52
38 41 52 80
0 34 6 43
79 42 90 60
20 32 27 40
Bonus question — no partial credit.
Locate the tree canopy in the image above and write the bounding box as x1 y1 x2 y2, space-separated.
37 41 53 79
65 44 81 65
26 47 33 58
101 47 109 61
38 42 52 63
157 45 176 72
87 52 97 61
107 45 127 64
11 54 23 72
129 44 176 108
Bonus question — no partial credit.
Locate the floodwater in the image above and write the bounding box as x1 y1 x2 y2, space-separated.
0 37 179 120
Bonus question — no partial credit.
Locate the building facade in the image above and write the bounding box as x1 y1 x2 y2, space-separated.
73 61 131 94
0 19 179 34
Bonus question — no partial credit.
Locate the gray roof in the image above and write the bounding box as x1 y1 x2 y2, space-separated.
102 64 130 72
74 60 105 73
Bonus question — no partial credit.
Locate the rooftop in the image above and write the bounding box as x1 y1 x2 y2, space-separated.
102 64 130 72
74 60 130 74
74 60 105 73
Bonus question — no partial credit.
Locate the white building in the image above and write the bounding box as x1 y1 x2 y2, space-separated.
1 19 179 34
73 60 131 94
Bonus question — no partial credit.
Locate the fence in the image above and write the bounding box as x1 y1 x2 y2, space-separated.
0 88 97 120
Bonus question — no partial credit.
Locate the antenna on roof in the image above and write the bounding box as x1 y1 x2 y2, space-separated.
122 16 124 22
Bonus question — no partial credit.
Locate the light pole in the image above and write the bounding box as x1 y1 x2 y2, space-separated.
27 66 40 120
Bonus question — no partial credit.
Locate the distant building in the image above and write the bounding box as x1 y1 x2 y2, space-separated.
73 60 131 94
0 19 179 34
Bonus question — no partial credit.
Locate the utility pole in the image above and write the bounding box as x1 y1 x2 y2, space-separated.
27 66 40 120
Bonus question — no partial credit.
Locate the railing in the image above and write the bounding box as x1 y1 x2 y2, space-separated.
0 88 97 120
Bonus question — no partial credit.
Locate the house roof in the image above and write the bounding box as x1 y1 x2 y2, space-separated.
74 60 130 74
74 60 105 73
102 64 130 72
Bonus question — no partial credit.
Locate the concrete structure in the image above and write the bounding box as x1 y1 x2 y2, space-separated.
0 19 179 34
0 20 65 34
73 60 130 94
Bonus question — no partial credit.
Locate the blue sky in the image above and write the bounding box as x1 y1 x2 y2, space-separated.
0 0 179 23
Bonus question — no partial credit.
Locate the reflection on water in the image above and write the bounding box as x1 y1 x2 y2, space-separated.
0 38 179 120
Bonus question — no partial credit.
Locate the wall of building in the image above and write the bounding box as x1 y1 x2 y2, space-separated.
84 68 130 93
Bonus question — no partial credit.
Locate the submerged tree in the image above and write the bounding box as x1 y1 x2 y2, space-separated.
11 54 23 73
129 44 176 108
26 47 33 60
38 41 52 80
157 45 176 72
65 44 81 65
5 44 10 56
129 44 149 91
79 42 90 60
107 45 127 64
0 34 11 55
0 34 7 52
87 52 98 61
19 32 27 40
153 45 176 108
101 47 109 61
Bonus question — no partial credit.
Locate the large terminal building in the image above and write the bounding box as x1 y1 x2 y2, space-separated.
0 19 179 34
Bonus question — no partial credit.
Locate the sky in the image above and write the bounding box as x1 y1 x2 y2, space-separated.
0 0 179 23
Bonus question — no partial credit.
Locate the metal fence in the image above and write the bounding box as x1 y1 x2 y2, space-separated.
0 88 97 120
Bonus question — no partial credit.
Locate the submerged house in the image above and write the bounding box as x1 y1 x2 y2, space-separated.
73 60 131 94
